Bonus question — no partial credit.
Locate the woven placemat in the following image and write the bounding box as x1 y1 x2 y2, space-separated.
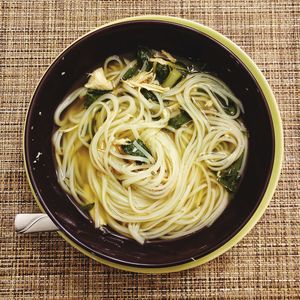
0 0 299 299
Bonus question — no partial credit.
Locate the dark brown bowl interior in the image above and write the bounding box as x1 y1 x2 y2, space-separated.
25 20 274 268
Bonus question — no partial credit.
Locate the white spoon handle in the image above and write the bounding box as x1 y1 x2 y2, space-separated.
15 213 59 233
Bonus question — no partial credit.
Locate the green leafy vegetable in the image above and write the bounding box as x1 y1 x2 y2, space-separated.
121 139 152 164
141 88 159 102
153 116 161 121
174 61 189 76
122 46 153 80
155 63 170 83
217 155 243 192
84 89 111 108
168 110 192 129
197 88 206 94
137 46 152 71
162 68 182 88
215 94 237 116
80 202 95 211
122 64 139 80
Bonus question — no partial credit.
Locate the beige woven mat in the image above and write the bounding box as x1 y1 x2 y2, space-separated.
0 0 299 299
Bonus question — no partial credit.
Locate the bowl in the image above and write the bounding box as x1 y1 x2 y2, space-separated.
23 16 283 273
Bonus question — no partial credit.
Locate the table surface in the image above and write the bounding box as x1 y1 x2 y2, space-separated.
0 1 299 299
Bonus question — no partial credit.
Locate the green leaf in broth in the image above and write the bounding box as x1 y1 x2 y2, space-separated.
136 46 152 71
122 64 139 80
84 89 111 108
80 202 95 211
121 139 152 165
217 154 243 192
168 109 192 129
141 88 159 102
162 68 182 88
214 93 238 116
155 63 170 83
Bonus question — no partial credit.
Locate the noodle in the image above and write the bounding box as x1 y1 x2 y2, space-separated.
52 48 248 244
